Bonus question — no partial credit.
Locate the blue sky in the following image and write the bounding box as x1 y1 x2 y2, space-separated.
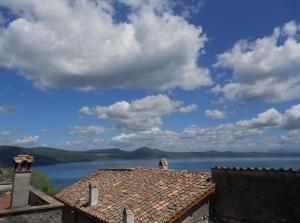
0 0 300 151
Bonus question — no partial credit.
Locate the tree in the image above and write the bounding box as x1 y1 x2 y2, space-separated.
30 170 57 196
6 168 57 196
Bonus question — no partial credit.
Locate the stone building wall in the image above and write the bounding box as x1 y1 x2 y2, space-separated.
210 167 300 223
177 201 209 223
61 206 98 223
0 208 62 223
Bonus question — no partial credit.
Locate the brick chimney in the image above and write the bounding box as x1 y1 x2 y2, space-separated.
88 181 98 206
10 154 33 208
159 158 168 170
123 208 134 223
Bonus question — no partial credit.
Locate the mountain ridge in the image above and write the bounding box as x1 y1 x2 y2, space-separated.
0 145 299 167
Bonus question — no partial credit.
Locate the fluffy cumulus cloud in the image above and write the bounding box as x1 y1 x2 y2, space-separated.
80 95 183 131
110 104 300 151
179 104 198 113
215 21 300 102
237 104 300 130
205 109 227 119
280 129 300 146
90 124 265 151
0 0 211 91
12 135 39 146
61 103 300 151
68 125 106 137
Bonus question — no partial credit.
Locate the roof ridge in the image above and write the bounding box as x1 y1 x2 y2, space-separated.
98 168 134 171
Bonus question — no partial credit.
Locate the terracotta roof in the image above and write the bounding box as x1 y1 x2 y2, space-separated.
56 168 214 223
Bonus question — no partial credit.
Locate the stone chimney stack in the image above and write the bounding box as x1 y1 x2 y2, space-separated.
88 181 98 206
123 208 134 223
10 154 33 208
159 158 168 170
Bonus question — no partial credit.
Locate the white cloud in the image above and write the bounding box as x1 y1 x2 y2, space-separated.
108 124 265 151
205 109 227 119
172 0 205 18
68 125 106 137
80 94 181 131
0 131 10 137
179 104 198 113
215 21 300 102
280 129 300 145
79 106 94 116
12 135 39 146
0 0 211 91
283 104 300 130
61 103 300 151
237 108 284 129
237 104 300 130
211 83 241 102
109 103 300 151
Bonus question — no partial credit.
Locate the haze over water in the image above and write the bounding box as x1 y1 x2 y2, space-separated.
34 157 300 190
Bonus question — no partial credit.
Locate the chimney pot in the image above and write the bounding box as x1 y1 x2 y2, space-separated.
88 181 98 206
159 158 168 170
123 208 134 223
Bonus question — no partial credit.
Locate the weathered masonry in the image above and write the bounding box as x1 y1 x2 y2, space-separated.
0 155 64 223
210 167 300 223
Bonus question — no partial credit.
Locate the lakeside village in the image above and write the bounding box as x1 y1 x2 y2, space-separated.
0 154 299 223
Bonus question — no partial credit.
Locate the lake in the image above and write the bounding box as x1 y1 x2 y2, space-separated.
34 157 300 190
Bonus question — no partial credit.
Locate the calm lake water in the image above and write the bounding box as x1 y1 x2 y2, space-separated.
34 157 300 190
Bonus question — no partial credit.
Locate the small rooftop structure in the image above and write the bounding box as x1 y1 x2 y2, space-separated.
159 158 168 170
13 154 34 163
13 154 34 172
56 167 214 223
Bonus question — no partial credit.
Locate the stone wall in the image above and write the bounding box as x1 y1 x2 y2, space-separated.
0 186 64 223
210 167 300 223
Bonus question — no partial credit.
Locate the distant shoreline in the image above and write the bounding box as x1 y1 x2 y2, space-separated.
27 155 300 168
1 145 300 167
